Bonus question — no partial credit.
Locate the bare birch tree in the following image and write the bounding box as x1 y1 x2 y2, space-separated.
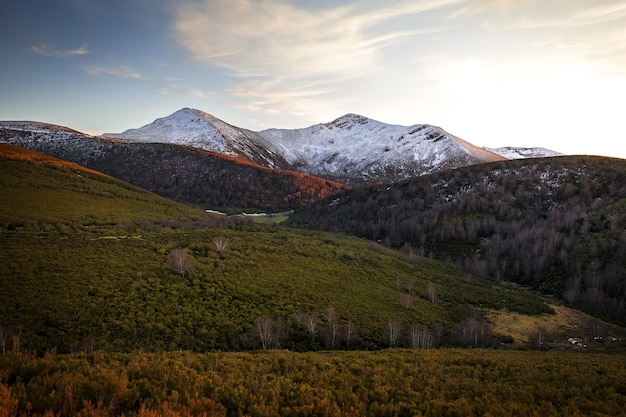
344 321 357 349
387 319 402 347
254 316 275 350
409 324 435 349
168 248 195 276
426 282 437 303
304 313 320 340
323 307 339 349
212 236 229 259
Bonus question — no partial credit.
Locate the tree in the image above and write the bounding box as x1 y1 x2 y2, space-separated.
398 293 412 309
304 313 320 340
323 307 339 349
387 319 402 347
254 316 276 350
11 326 25 353
426 282 437 304
409 324 435 349
344 321 357 349
0 324 8 354
168 248 195 276
212 236 230 259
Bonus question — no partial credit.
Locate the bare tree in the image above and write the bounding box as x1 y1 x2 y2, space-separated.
344 321 357 349
398 293 413 309
11 325 25 353
528 326 548 349
304 313 320 340
212 236 230 259
168 248 195 276
405 279 415 294
387 319 402 347
323 307 339 349
254 316 275 350
426 282 437 304
409 324 435 349
0 324 8 354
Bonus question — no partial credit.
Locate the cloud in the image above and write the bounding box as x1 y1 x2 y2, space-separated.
452 0 626 77
84 65 143 79
171 0 457 116
31 43 89 57
452 0 626 29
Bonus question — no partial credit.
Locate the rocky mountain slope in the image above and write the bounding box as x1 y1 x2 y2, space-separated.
106 108 512 183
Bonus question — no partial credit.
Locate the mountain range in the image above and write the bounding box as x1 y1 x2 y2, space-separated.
103 108 560 183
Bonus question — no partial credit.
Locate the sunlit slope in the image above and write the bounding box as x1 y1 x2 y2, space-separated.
0 143 205 225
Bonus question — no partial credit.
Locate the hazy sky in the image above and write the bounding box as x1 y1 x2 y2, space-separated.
2 0 625 158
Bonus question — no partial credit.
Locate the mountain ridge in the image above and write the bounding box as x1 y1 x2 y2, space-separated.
103 108 561 184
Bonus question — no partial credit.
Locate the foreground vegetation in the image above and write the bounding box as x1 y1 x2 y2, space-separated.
1 349 626 416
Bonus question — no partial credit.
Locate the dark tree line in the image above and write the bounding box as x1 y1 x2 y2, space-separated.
290 156 626 320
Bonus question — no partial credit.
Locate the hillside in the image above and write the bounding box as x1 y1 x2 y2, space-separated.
0 122 345 212
1 143 600 354
0 144 205 226
289 155 626 321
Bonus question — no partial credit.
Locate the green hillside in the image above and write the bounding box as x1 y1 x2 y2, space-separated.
0 144 204 227
0 145 611 354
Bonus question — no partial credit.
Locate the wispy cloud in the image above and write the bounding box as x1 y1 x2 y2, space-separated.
452 0 626 77
172 0 457 116
84 65 143 79
31 42 89 57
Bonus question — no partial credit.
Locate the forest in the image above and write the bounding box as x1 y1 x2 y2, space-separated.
289 156 626 321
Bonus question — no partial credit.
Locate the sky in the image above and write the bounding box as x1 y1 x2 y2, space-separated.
1 0 625 159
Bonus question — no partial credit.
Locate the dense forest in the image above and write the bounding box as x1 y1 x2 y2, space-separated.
289 156 626 321
0 128 345 212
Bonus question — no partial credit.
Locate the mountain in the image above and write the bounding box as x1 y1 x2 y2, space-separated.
487 146 563 159
256 114 507 183
104 108 287 168
0 121 345 211
288 155 626 321
105 109 510 184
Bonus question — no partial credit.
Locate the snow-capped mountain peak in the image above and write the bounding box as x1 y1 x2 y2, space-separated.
103 107 236 155
100 108 561 183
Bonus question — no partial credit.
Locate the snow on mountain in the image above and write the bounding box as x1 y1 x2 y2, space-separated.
103 108 285 168
104 110 507 183
257 114 506 183
2 109 563 185
486 146 563 159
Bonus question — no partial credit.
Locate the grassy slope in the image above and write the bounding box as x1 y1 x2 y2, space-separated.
0 144 203 225
1 145 621 353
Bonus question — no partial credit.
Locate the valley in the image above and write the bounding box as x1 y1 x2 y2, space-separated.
0 110 625 416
